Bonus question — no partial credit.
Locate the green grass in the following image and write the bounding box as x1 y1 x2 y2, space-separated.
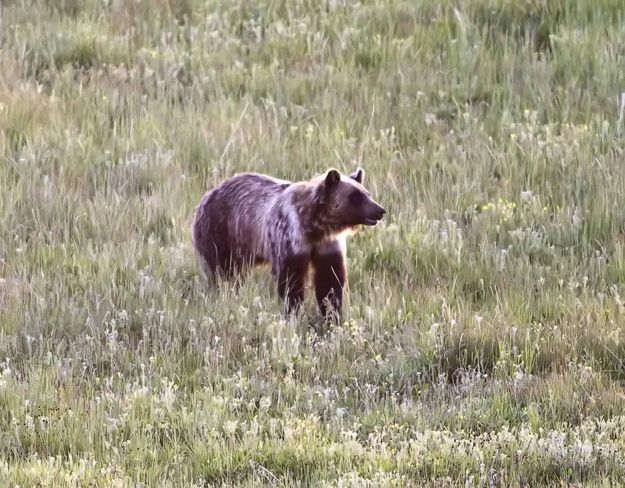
3 0 625 485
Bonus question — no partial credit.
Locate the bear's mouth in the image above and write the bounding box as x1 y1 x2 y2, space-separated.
363 217 381 226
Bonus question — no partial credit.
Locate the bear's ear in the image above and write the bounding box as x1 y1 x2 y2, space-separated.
350 168 364 184
325 169 341 188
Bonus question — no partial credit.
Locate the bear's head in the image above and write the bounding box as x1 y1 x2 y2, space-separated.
317 167 386 231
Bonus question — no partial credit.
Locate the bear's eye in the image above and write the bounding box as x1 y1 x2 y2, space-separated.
349 191 364 205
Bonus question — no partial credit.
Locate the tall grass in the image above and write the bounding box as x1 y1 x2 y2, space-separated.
2 0 625 485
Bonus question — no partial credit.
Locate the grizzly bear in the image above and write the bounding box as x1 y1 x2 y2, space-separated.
191 168 385 318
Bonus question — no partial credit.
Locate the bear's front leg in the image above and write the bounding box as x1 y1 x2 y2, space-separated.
277 254 310 314
311 241 347 320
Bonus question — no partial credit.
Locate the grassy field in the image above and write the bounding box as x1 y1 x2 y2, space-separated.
2 0 625 485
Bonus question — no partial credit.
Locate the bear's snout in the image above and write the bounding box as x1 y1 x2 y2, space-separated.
363 202 386 226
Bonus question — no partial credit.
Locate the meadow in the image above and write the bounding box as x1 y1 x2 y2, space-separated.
2 0 625 485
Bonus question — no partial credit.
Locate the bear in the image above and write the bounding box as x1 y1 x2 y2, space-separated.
191 167 385 319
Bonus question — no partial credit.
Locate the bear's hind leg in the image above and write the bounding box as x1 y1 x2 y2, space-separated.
193 236 221 285
194 237 240 284
311 241 347 321
277 254 310 314
223 249 259 289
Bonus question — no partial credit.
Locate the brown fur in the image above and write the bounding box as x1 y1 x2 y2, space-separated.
192 168 385 318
